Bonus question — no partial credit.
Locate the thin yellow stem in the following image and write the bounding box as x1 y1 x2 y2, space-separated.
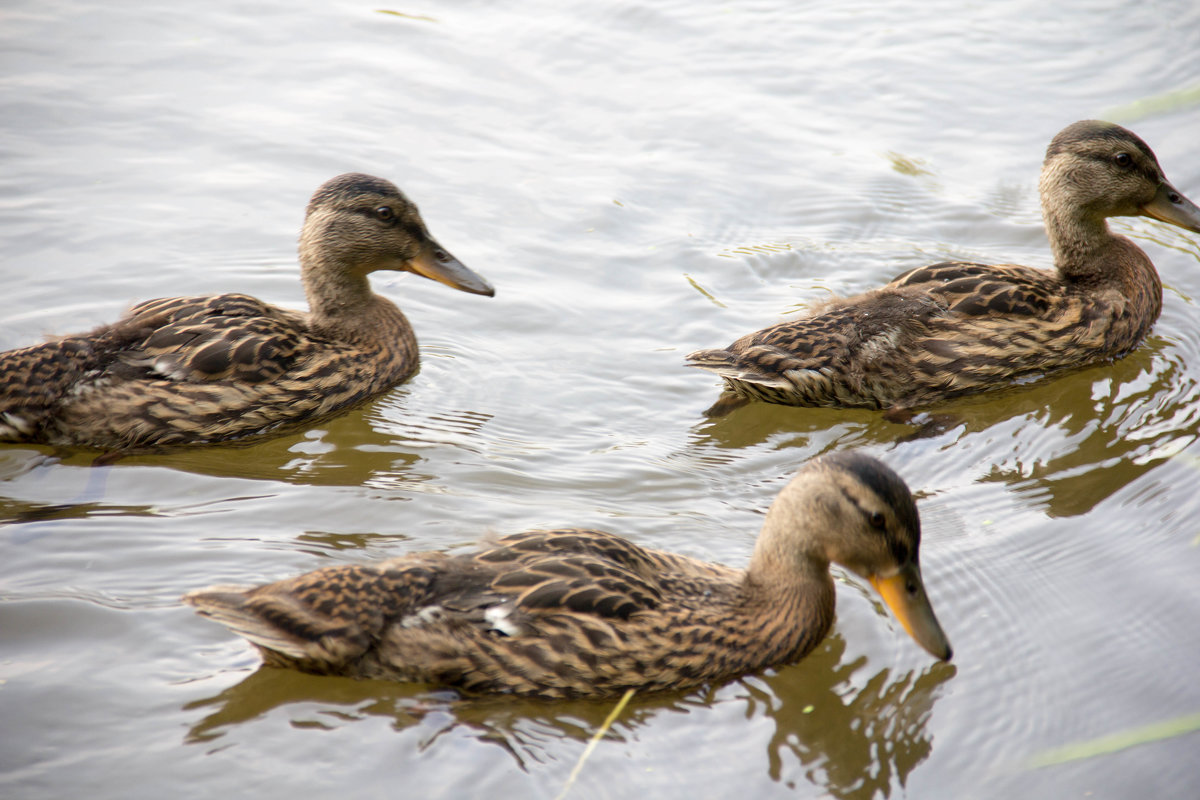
555 689 636 800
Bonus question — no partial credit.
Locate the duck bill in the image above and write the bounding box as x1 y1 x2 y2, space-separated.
407 240 495 297
869 562 953 661
1141 181 1200 234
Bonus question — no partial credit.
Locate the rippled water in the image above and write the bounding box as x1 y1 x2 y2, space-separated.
3 1 1200 798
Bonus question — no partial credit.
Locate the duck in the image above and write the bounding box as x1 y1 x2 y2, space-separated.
0 173 494 451
183 451 952 699
686 120 1200 414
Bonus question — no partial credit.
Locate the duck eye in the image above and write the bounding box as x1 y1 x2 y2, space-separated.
1114 152 1132 168
868 511 886 529
374 206 395 221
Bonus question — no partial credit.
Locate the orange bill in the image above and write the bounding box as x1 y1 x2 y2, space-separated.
869 562 953 661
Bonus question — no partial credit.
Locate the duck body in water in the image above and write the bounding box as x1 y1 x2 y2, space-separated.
0 174 494 451
185 452 952 699
687 121 1200 414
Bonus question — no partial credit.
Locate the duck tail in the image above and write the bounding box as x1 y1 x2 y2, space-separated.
0 337 102 441
183 585 323 661
685 346 799 389
683 347 738 375
183 562 430 673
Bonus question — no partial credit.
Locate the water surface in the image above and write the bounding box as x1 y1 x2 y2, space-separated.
3 1 1200 798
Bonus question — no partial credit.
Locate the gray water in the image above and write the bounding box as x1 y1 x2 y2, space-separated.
3 1 1200 798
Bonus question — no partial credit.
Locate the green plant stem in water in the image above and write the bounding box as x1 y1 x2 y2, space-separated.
1030 711 1200 768
1104 84 1200 123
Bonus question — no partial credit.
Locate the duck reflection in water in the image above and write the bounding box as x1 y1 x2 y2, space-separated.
746 638 954 798
182 636 952 800
690 328 1195 518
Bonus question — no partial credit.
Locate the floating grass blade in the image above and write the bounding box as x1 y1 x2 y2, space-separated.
1029 711 1200 768
1103 84 1200 123
374 10 438 22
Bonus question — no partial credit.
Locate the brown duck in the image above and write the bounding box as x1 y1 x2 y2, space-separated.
0 173 494 451
184 452 952 699
687 121 1200 414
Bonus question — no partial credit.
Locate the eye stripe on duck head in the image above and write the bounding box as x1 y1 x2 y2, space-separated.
834 484 914 567
820 451 920 564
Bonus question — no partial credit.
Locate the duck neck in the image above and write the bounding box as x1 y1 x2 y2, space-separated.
301 255 410 345
1039 164 1163 295
1043 200 1163 328
740 526 837 664
1042 200 1119 283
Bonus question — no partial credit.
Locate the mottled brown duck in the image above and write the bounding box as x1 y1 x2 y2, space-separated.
184 452 952 699
0 173 493 450
687 121 1200 414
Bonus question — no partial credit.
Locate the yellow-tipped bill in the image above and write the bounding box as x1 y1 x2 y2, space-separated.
869 562 953 660
408 240 495 297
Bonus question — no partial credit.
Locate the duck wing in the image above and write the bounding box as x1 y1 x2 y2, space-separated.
889 261 1057 317
0 294 309 437
888 261 1128 395
686 288 948 407
687 260 1124 408
182 530 693 674
473 530 669 625
111 293 310 383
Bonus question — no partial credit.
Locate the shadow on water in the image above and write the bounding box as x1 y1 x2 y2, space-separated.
0 497 164 529
0 398 496 541
685 335 1199 517
0 461 165 533
182 635 953 798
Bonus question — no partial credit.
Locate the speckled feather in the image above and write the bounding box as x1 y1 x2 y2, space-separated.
185 452 952 699
0 173 493 450
687 121 1200 411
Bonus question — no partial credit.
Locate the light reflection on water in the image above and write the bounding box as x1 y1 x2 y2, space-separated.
3 0 1200 798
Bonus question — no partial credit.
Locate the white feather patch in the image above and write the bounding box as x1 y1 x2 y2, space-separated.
398 605 446 629
484 605 521 637
1 412 34 436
